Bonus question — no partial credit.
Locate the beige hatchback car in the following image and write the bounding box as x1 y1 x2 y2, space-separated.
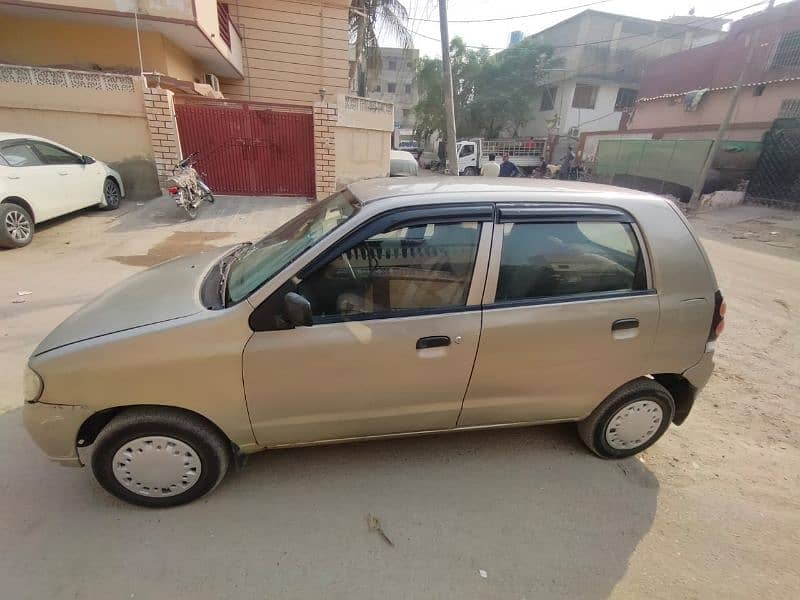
24 179 724 507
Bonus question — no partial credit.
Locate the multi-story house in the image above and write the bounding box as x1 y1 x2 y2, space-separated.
628 1 800 141
0 1 392 199
351 46 419 146
513 9 725 158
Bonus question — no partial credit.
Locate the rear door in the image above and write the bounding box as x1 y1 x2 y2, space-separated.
460 204 659 426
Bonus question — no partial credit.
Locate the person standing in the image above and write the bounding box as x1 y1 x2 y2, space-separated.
481 153 501 176
498 154 521 177
559 146 575 180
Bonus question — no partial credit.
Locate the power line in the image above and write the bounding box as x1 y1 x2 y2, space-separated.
407 0 614 24
404 1 767 52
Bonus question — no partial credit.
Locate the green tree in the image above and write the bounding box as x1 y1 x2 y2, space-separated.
414 37 560 141
349 0 412 94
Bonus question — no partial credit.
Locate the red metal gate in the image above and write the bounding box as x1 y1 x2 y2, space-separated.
173 97 315 197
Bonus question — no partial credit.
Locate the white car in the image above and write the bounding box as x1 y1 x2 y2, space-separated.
0 133 124 248
389 149 419 177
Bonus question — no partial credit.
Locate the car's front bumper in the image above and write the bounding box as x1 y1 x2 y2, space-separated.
23 401 92 467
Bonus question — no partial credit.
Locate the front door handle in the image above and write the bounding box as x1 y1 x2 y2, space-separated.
612 318 639 331
416 335 451 349
7 175 20 180
58 171 69 176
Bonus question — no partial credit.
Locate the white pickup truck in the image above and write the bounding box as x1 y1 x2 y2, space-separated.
453 138 548 175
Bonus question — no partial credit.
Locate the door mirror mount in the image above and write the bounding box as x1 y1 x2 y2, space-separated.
81 155 96 165
283 292 313 328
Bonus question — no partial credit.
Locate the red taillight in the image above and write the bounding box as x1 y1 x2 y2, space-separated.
709 291 725 341
167 186 178 194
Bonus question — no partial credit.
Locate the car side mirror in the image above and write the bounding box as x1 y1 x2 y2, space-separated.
81 155 96 164
283 292 312 328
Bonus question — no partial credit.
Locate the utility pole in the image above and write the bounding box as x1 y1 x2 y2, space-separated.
689 29 760 209
438 0 459 176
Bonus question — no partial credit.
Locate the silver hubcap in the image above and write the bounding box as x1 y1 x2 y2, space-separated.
112 436 202 497
104 181 119 205
605 400 663 450
5 210 31 242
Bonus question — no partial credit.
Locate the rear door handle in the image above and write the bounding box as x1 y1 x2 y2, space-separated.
7 175 20 180
416 335 451 349
58 171 69 176
612 318 639 331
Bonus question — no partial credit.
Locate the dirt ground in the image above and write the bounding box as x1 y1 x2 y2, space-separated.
0 197 798 599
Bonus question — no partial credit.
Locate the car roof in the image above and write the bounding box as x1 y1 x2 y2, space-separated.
0 132 66 145
347 176 663 207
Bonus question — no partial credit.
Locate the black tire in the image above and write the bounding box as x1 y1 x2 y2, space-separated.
203 191 215 204
91 407 231 508
100 178 121 211
578 378 675 459
463 166 478 176
0 203 34 248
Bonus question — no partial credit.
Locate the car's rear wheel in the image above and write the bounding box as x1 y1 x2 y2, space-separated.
100 178 121 211
0 203 34 248
578 378 675 459
91 408 231 507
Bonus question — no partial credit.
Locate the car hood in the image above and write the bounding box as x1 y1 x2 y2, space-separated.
34 247 233 355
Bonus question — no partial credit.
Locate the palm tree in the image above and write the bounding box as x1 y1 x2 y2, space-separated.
349 0 412 96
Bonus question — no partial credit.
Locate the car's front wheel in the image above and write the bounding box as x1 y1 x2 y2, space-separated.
91 407 231 507
578 378 675 459
0 203 34 248
100 178 121 211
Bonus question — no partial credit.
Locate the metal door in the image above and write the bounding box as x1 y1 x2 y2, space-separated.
174 97 315 197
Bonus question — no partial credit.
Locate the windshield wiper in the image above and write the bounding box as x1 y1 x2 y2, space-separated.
218 242 252 306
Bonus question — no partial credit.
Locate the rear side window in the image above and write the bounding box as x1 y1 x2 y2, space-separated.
496 221 646 302
0 142 42 167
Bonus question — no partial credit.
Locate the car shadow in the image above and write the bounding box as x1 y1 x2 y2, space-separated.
2 409 659 599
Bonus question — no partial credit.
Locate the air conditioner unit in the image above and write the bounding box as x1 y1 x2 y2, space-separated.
567 126 580 139
204 73 220 93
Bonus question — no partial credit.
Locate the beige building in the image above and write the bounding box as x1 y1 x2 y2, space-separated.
0 0 391 199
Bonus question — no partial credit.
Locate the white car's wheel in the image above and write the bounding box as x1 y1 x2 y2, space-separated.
0 203 34 248
100 178 121 211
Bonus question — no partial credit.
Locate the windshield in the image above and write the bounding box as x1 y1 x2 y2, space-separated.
226 190 360 303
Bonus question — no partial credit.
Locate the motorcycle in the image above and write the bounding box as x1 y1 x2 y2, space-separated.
165 152 214 220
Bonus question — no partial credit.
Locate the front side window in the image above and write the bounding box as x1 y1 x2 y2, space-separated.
459 144 474 157
31 142 82 165
227 190 360 302
0 142 43 167
297 221 481 320
496 221 646 302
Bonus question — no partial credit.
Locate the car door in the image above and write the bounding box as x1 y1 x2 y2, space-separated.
30 141 99 212
459 204 660 427
0 140 65 223
242 205 494 446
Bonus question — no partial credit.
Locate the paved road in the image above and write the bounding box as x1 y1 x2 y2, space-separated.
1 198 798 599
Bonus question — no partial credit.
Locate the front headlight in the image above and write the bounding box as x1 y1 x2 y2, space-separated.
23 365 43 402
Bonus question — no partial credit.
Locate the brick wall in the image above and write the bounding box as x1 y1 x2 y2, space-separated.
143 87 181 187
313 101 337 200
